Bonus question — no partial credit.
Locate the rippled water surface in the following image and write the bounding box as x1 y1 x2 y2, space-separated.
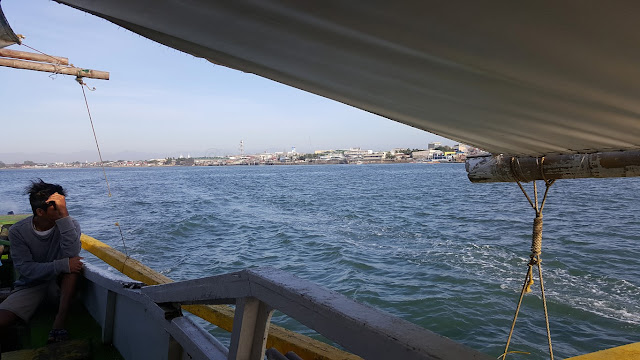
1 164 638 358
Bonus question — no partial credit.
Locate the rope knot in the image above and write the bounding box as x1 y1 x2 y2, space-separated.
531 215 543 256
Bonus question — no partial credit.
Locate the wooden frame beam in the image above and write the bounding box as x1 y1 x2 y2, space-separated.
0 57 109 79
466 150 640 183
0 48 69 65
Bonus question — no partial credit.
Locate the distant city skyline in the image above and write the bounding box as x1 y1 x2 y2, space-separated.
0 1 455 164
2 144 472 169
0 142 458 164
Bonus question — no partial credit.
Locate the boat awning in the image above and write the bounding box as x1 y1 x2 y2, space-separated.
0 0 19 48
54 1 640 158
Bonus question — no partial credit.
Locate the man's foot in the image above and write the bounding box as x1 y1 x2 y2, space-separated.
47 328 69 343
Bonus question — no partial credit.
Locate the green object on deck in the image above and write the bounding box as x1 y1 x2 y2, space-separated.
0 215 29 226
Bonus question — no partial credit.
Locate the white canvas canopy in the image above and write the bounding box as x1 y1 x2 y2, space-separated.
54 1 640 158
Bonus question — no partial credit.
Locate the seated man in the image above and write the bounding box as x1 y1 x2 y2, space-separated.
0 179 83 344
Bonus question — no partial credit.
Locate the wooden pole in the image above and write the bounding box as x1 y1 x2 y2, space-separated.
0 57 109 80
0 48 69 65
466 150 640 183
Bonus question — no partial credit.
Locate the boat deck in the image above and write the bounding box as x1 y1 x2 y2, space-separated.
1 294 123 359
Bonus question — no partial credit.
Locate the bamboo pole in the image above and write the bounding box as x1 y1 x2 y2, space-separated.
0 57 109 79
0 48 69 65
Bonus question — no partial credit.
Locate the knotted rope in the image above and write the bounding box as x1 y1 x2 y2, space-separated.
501 158 556 360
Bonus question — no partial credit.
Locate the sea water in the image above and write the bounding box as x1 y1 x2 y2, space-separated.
0 164 638 359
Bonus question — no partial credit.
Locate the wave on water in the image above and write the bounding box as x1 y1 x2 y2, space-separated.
0 164 638 358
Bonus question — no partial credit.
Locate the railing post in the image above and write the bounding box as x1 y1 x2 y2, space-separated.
167 336 183 360
228 297 274 360
102 290 116 344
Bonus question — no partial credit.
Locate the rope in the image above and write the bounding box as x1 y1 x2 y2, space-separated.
537 258 554 358
498 351 531 359
502 267 532 358
75 77 131 258
20 43 72 79
20 43 71 66
539 157 548 184
115 222 129 258
531 216 543 256
501 178 556 360
76 76 111 197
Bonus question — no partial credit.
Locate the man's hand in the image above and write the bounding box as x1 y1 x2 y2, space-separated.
47 192 69 219
69 256 83 273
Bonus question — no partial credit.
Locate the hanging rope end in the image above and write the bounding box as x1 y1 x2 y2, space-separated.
524 278 534 293
76 75 97 91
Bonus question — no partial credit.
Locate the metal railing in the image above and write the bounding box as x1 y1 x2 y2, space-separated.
142 267 492 360
81 234 356 360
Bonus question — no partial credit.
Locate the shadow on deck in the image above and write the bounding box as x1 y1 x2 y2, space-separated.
0 289 122 359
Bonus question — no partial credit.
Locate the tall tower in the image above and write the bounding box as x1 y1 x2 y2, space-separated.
239 140 244 156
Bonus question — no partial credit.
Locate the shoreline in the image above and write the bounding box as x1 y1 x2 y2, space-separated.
0 160 465 170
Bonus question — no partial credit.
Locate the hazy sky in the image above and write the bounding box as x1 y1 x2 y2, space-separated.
1 0 454 163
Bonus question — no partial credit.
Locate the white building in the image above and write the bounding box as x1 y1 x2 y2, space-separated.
344 148 369 158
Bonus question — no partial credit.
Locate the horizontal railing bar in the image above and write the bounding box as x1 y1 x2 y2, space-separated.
143 271 252 304
251 268 492 360
170 317 229 359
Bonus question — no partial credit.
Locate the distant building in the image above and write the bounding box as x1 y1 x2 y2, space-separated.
428 142 442 150
362 152 384 162
413 149 445 160
454 144 468 153
259 153 275 161
411 150 430 159
344 148 369 159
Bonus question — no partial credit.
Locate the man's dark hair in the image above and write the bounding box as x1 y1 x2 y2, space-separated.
26 179 66 215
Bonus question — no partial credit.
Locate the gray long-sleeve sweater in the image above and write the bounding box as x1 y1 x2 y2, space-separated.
8 215 81 289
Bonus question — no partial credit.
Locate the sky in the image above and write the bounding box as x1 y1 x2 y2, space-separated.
0 0 454 163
